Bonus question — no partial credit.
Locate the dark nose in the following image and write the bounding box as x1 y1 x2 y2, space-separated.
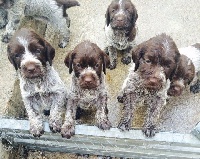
84 76 92 84
149 78 158 85
117 16 124 22
25 63 36 73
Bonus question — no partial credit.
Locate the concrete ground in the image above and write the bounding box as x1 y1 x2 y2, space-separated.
1 0 200 158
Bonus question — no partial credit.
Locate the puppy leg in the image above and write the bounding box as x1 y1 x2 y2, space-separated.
48 11 70 48
0 7 8 29
106 46 117 69
118 92 136 131
142 96 165 137
121 46 132 65
61 98 78 138
2 1 24 43
48 91 67 133
96 94 111 130
23 96 44 137
190 71 200 93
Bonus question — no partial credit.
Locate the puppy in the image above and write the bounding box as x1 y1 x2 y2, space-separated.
2 0 79 48
105 0 138 69
117 33 180 137
178 43 200 94
7 28 67 137
167 54 195 96
61 41 111 138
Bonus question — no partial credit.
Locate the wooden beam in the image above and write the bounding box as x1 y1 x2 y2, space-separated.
1 118 200 158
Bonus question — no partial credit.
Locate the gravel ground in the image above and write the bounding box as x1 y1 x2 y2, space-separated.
1 0 200 158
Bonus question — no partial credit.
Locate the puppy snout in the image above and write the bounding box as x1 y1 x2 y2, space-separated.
168 86 182 96
84 76 93 84
23 63 36 73
22 62 42 78
26 64 36 73
149 77 160 86
116 15 124 22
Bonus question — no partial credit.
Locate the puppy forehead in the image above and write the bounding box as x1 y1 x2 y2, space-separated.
74 41 101 58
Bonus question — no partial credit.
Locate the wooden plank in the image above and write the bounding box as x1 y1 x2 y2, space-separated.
1 118 200 158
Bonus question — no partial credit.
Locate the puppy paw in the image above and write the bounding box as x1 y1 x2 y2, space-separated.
121 56 131 65
0 9 8 29
142 125 157 138
108 58 117 70
49 118 62 133
2 33 12 43
30 120 44 137
58 41 68 48
58 35 70 48
97 119 112 130
61 122 75 139
117 95 124 103
190 80 200 94
118 119 131 131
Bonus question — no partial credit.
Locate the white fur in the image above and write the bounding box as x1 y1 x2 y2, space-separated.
179 46 200 72
70 72 106 110
116 0 125 15
105 24 131 50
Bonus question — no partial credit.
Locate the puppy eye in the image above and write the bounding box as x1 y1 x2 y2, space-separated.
112 9 115 13
76 63 81 67
145 59 151 63
95 63 99 67
36 49 41 53
15 54 21 58
126 8 131 13
166 65 171 69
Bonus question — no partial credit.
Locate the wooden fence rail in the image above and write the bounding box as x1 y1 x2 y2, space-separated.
1 118 200 158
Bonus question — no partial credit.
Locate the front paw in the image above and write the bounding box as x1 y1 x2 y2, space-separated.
117 95 124 103
30 120 44 137
108 60 117 70
190 80 200 94
118 118 131 131
2 33 12 43
121 56 131 65
49 117 62 133
58 35 70 48
61 122 75 139
142 125 157 138
97 119 112 130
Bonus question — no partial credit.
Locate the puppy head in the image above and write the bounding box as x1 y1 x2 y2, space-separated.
64 41 110 89
105 0 138 30
132 34 180 91
7 28 55 79
168 54 195 96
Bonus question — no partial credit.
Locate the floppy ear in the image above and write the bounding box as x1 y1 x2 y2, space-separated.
101 50 110 75
7 45 18 70
64 50 74 74
44 40 55 66
169 49 181 80
132 9 138 25
105 7 110 26
132 45 145 71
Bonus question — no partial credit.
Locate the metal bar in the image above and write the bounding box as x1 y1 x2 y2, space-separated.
0 118 200 158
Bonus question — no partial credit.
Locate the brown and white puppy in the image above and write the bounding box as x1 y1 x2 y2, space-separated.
61 41 111 138
105 0 138 69
178 44 200 94
117 33 180 137
1 0 79 48
167 54 195 96
7 28 67 137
